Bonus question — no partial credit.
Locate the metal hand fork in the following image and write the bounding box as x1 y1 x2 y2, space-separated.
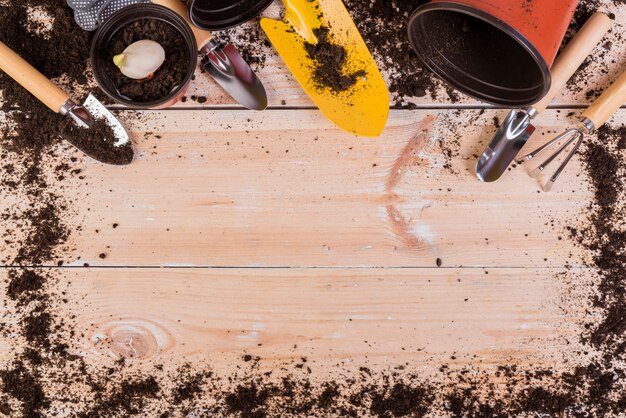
517 69 626 191
475 12 612 182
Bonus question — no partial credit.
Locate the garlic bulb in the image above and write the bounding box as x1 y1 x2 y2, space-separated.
113 40 165 80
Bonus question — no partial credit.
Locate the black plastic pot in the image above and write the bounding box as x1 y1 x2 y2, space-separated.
91 3 197 109
187 0 274 31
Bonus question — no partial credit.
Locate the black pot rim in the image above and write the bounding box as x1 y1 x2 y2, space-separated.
90 3 197 109
407 1 551 107
187 0 274 31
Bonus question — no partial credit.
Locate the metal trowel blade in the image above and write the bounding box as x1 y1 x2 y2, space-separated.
83 94 130 146
64 94 133 165
202 43 268 111
476 109 535 182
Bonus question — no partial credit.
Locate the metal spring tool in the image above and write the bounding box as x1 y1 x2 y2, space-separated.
517 69 626 191
475 12 612 182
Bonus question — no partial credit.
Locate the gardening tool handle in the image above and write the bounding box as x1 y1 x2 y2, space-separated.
534 13 612 114
0 41 69 113
583 69 626 128
152 0 213 48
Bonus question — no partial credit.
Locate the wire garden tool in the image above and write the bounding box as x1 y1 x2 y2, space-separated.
517 69 626 191
476 12 612 182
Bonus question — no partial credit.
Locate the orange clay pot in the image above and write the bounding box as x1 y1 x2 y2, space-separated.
408 0 579 106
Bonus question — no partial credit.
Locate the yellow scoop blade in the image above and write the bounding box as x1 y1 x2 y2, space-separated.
261 0 389 137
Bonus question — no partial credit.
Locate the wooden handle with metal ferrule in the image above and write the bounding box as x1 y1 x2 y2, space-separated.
582 69 626 129
0 41 69 113
534 12 612 113
152 0 213 49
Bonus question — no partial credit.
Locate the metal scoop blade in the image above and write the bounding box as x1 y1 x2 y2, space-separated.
82 94 129 146
476 108 535 182
201 41 268 111
61 94 133 166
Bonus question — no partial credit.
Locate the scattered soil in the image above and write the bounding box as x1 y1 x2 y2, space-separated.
104 19 189 103
1 0 626 417
571 124 626 354
0 361 49 417
215 23 273 68
305 26 366 93
343 0 444 106
6 270 45 303
61 118 133 165
80 376 161 417
369 382 433 417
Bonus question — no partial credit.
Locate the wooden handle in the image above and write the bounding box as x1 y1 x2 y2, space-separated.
0 41 69 113
583 69 626 128
152 0 213 48
534 13 612 113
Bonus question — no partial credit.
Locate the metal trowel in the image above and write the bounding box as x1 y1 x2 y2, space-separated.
261 0 389 137
476 12 612 182
0 41 132 165
153 0 267 111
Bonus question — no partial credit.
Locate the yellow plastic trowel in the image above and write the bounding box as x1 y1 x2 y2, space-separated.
261 0 389 137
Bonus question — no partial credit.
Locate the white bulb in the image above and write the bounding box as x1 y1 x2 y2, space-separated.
113 40 165 80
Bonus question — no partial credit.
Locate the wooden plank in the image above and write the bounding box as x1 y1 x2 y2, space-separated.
0 267 587 373
2 108 615 268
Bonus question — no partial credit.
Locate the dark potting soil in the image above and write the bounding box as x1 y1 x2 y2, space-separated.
304 26 366 93
369 382 434 417
214 24 273 68
343 0 446 105
104 19 189 103
0 361 49 417
6 270 45 303
61 118 134 165
79 377 161 417
570 124 626 354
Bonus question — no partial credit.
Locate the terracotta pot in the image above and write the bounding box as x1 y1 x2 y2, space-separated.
91 4 197 109
408 0 579 106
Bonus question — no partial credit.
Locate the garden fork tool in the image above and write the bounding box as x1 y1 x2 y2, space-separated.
517 68 626 191
476 12 612 182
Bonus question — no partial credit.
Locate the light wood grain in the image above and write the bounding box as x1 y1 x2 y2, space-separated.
0 267 589 373
2 108 617 268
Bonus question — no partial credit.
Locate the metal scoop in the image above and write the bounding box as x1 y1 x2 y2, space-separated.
476 13 612 182
153 0 267 111
517 68 626 191
0 41 132 165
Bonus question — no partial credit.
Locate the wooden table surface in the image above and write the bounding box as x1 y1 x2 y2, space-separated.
1 0 626 416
